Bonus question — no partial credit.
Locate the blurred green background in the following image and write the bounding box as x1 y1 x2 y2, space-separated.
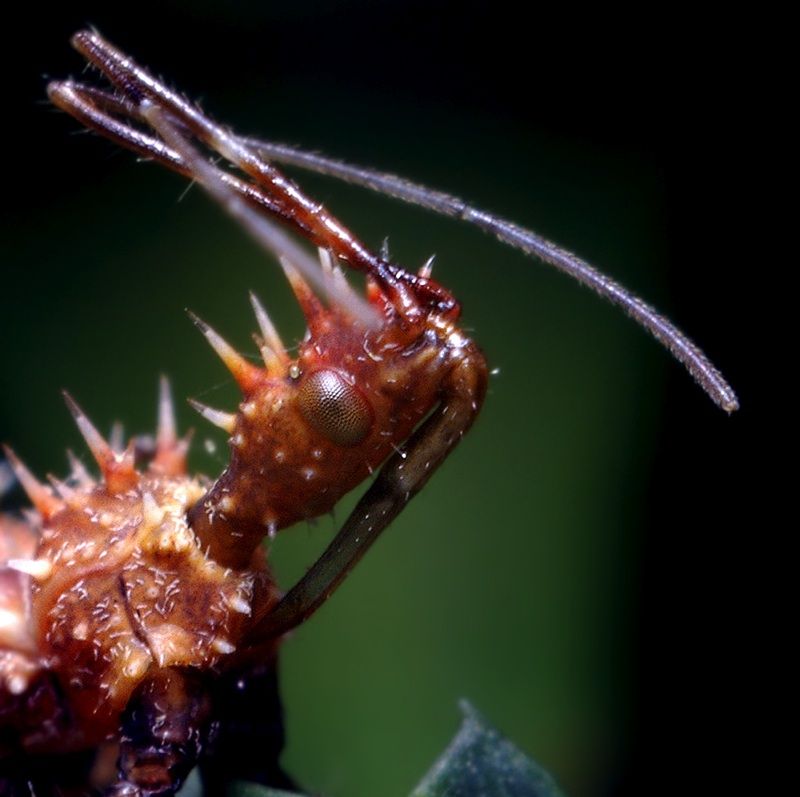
0 4 748 796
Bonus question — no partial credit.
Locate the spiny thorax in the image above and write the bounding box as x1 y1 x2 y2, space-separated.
1 381 281 735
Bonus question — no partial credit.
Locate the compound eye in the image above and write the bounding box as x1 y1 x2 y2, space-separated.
297 370 373 446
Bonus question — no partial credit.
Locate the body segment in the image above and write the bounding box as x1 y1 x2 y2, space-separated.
0 28 735 797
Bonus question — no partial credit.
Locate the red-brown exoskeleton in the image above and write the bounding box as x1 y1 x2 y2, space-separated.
0 30 737 797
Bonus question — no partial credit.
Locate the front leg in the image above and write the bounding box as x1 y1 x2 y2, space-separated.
106 668 209 797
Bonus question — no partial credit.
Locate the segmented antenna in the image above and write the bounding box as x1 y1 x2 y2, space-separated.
243 140 739 413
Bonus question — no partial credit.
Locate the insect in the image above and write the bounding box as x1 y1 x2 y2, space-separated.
0 29 737 797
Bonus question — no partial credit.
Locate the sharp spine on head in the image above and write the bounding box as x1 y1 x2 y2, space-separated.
252 334 284 375
157 375 177 449
248 292 288 370
317 248 361 311
47 474 77 503
187 399 237 433
109 421 125 454
63 392 120 465
317 247 336 303
279 256 324 323
66 449 93 487
152 376 191 476
187 311 263 393
419 254 435 278
2 446 64 519
62 392 137 493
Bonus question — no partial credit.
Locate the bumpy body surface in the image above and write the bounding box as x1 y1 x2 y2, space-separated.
1 469 278 756
1 28 490 796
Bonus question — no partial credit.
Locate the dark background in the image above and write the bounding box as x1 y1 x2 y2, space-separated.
0 2 758 795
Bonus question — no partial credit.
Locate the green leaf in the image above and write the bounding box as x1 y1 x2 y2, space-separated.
225 783 306 797
209 701 562 797
410 701 565 797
